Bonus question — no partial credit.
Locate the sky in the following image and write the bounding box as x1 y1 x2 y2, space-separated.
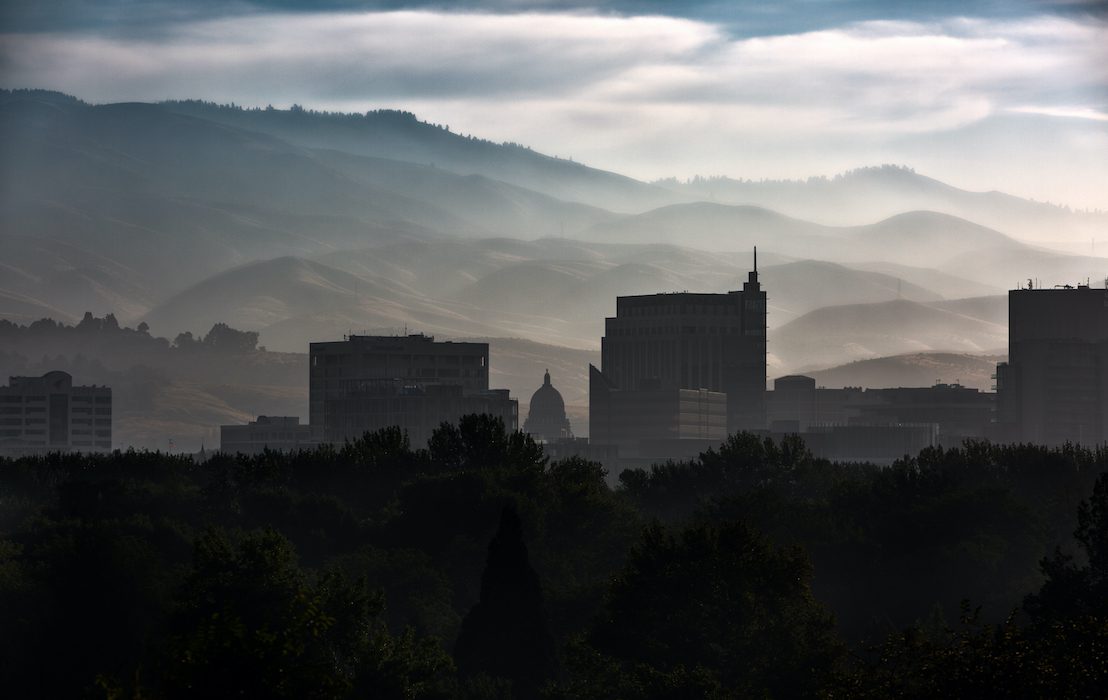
2 0 1107 209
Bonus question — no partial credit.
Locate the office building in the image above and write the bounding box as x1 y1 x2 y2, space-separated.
309 334 517 446
997 284 1108 446
0 371 111 457
596 253 767 434
220 416 317 455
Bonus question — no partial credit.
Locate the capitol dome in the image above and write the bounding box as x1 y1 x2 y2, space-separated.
524 370 573 442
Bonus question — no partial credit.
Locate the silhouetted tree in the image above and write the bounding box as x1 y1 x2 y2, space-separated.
454 506 556 698
168 527 455 698
1025 471 1108 622
579 520 841 698
834 475 1108 698
201 322 259 353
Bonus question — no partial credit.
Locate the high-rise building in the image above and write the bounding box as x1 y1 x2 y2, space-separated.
595 253 766 433
309 334 517 446
0 371 112 457
997 284 1108 446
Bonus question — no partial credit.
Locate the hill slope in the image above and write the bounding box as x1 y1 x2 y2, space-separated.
805 352 1006 391
163 99 679 213
664 165 1107 241
771 298 1008 372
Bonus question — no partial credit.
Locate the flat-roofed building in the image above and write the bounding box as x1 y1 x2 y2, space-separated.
588 256 765 471
599 256 766 432
220 416 317 455
768 376 994 446
309 334 516 446
997 284 1108 446
590 364 727 463
0 370 111 457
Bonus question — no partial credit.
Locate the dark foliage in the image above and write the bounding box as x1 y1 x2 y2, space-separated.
454 506 556 698
0 425 1105 697
577 520 841 698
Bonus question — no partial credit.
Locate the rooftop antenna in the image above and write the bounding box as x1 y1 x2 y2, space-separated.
754 246 758 273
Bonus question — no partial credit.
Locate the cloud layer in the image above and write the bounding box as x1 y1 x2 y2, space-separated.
2 9 1106 207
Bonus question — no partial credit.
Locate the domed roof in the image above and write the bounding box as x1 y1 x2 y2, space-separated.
524 370 572 442
529 370 565 415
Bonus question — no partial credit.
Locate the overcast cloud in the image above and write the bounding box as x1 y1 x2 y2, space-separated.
2 5 1106 208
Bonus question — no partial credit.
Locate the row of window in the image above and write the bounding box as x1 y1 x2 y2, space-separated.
322 367 484 379
608 325 749 337
2 407 108 416
620 302 750 317
0 395 46 403
315 353 486 367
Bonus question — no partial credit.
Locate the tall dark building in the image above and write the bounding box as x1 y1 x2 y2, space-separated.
996 284 1108 446
597 252 767 432
309 334 517 446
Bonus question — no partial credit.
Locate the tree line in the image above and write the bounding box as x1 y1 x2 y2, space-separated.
1 417 1105 697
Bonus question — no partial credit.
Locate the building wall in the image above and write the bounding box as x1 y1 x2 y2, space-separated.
590 364 727 459
767 376 994 448
309 334 489 430
1001 287 1108 445
220 416 316 455
599 268 766 432
791 423 938 464
0 371 111 456
323 385 517 448
308 335 515 447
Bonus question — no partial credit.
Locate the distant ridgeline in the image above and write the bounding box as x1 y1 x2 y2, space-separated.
654 164 920 188
162 98 541 153
0 312 262 356
0 87 86 105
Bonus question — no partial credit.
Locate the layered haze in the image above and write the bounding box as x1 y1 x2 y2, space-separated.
1 88 1105 449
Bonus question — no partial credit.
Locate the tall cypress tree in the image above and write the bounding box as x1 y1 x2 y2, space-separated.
454 505 556 698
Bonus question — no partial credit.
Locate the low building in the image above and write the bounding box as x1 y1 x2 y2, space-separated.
309 334 517 447
0 370 111 457
787 423 939 464
541 437 619 466
323 383 517 447
590 364 727 466
768 375 994 447
220 416 317 455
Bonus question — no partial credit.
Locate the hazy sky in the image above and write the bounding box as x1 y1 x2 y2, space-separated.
2 0 1106 208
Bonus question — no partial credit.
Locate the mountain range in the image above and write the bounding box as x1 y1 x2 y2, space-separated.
2 87 1104 449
